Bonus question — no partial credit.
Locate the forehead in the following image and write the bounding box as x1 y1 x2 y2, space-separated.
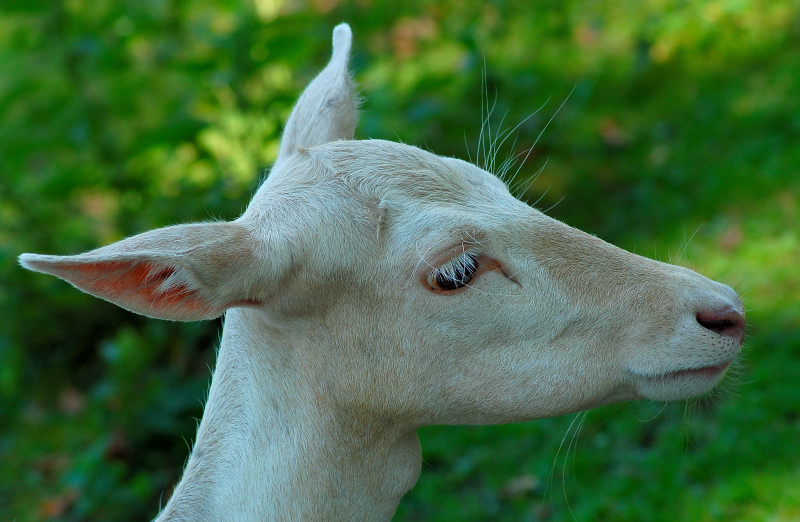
318 140 522 254
247 139 519 254
316 139 510 205
242 139 536 286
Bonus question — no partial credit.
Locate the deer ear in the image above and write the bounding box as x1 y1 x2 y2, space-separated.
19 222 272 321
277 23 356 164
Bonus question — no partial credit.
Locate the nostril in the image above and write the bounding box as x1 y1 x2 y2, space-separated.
696 307 746 342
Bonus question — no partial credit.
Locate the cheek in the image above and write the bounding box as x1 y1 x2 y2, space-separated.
425 299 524 349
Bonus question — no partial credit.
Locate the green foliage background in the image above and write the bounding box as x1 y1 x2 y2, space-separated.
1 0 798 520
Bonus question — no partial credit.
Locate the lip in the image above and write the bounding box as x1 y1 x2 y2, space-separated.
630 361 734 401
650 361 731 381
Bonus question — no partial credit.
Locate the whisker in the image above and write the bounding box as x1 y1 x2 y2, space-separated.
678 224 703 265
562 411 587 521
407 241 439 288
546 413 583 497
542 194 566 214
512 157 549 197
508 85 575 189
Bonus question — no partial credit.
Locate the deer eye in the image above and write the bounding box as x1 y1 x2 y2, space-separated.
428 251 480 291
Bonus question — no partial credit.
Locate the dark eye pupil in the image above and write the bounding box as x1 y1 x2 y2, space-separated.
434 253 478 291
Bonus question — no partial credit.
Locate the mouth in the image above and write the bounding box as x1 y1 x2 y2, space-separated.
656 361 731 381
632 361 733 401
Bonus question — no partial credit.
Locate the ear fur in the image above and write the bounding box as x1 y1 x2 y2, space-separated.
19 222 269 321
276 23 356 164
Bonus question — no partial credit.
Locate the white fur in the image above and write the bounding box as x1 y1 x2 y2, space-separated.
19 24 745 520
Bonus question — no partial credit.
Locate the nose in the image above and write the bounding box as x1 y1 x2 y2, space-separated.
696 306 746 344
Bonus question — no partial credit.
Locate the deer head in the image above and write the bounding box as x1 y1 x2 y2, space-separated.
19 23 744 519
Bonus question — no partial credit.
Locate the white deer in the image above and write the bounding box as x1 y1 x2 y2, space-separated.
20 24 745 520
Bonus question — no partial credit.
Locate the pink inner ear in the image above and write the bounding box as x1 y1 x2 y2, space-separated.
67 261 215 317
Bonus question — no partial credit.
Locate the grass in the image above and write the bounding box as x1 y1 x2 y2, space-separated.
2 1 798 519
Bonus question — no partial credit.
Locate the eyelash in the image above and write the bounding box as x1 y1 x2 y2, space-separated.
428 251 480 291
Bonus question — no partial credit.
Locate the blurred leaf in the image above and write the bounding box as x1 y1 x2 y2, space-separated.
2 1 799 520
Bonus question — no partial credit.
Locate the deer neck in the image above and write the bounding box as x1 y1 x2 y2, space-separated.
156 308 421 521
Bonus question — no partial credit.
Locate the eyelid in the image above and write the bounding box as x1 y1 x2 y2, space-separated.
431 250 477 280
427 244 481 268
430 245 481 271
425 247 481 291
